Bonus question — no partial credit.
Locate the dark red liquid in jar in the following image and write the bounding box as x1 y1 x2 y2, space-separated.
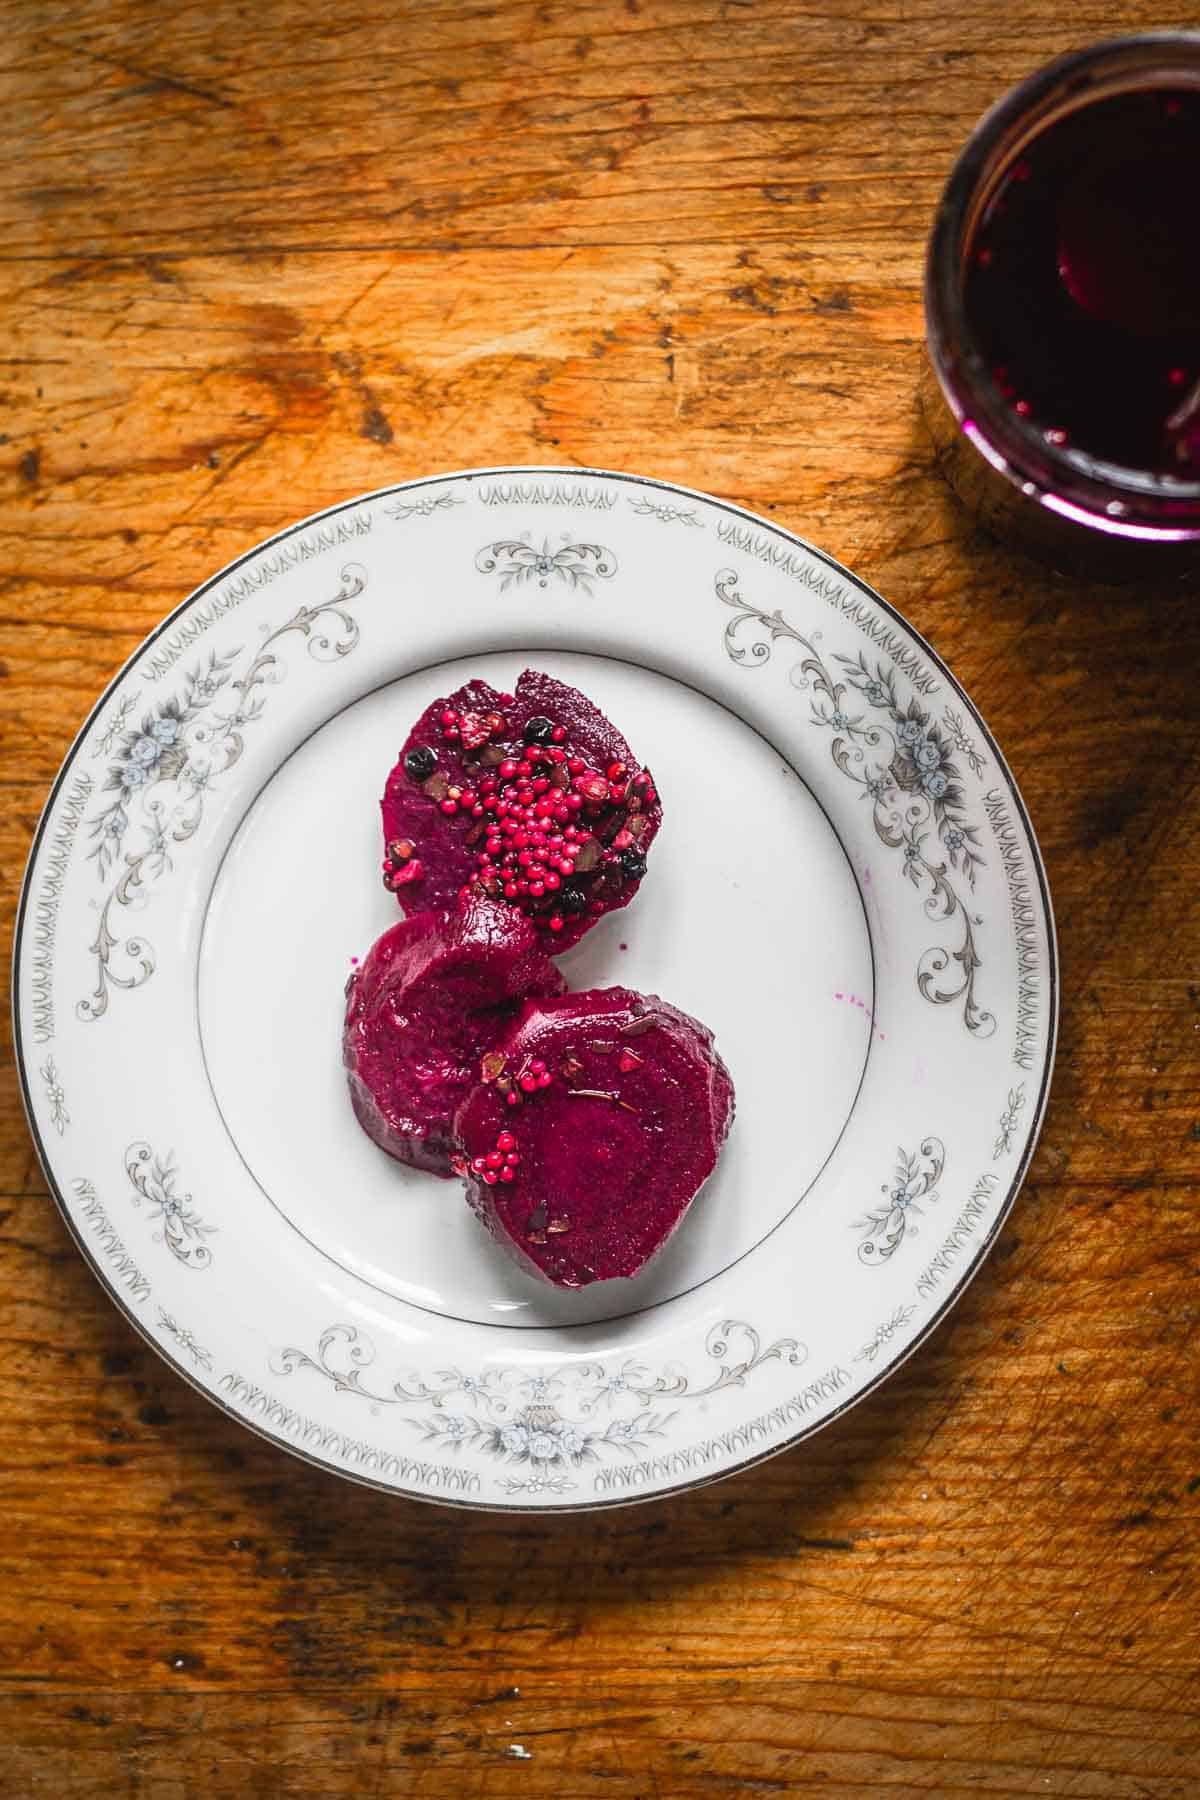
963 88 1200 475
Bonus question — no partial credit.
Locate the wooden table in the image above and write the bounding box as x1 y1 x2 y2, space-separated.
3 3 1198 1794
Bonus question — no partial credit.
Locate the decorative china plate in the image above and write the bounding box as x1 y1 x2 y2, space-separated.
14 469 1056 1510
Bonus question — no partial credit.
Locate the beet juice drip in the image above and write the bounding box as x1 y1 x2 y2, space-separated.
964 89 1200 474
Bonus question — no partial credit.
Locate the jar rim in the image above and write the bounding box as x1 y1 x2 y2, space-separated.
925 32 1200 537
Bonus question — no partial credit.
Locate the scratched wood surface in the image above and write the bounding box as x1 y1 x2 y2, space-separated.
3 1 1199 1794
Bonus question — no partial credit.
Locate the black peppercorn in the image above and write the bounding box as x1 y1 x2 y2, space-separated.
403 745 437 781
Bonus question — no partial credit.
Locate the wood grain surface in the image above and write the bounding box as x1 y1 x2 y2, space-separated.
3 2 1199 1794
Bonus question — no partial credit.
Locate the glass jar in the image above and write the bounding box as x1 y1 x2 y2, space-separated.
922 33 1200 579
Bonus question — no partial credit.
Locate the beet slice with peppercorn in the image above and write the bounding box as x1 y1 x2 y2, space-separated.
380 670 662 952
453 987 734 1287
344 890 566 1178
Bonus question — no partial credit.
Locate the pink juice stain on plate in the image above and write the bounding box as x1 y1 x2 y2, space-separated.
833 990 885 1041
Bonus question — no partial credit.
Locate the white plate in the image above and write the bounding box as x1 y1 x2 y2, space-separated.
14 468 1057 1510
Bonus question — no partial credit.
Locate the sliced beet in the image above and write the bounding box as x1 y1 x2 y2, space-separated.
344 891 566 1177
380 669 662 952
454 987 734 1287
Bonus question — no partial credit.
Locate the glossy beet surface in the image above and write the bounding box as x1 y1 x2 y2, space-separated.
454 988 734 1287
344 892 565 1177
380 669 662 952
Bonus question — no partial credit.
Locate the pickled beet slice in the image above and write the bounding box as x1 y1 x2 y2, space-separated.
344 891 565 1178
380 669 662 952
454 988 734 1287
